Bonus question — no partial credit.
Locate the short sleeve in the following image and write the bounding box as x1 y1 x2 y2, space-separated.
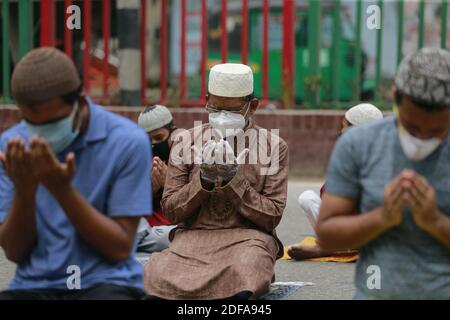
0 137 14 224
325 132 361 199
107 129 152 217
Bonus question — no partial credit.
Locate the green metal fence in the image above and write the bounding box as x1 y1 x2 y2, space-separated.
0 0 449 108
305 0 448 109
1 0 35 104
331 0 341 104
18 0 33 58
353 0 363 104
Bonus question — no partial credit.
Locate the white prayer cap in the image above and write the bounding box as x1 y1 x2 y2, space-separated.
138 105 173 133
208 63 254 98
345 103 383 126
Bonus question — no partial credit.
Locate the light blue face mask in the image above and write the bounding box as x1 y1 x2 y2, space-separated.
25 101 83 153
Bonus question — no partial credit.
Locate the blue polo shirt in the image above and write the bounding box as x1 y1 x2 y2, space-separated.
0 99 152 290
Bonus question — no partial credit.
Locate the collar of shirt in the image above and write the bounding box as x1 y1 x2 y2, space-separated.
70 97 108 152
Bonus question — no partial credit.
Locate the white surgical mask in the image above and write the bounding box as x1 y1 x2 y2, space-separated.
398 121 442 161
208 103 249 138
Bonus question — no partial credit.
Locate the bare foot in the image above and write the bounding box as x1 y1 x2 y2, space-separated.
287 243 333 260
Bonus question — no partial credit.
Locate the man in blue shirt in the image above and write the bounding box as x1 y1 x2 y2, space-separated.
0 47 152 299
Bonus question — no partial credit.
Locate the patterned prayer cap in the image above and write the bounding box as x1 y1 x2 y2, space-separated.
395 47 450 107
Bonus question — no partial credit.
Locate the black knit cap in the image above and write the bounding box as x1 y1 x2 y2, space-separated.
11 47 81 105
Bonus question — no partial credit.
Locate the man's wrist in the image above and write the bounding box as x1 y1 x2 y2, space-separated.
423 209 445 235
15 183 38 199
46 180 74 199
152 184 161 193
373 207 394 233
200 177 215 191
219 165 238 187
199 171 215 191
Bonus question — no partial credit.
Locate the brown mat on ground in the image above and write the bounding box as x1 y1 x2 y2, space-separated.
283 236 358 263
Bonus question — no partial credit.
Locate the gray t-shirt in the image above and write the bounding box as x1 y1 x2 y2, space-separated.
326 116 450 299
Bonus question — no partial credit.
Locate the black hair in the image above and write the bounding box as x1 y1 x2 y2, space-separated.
61 84 83 106
244 93 255 101
165 121 174 132
395 90 448 112
207 92 256 101
143 105 157 113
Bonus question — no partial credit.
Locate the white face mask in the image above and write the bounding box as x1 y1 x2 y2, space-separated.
398 122 442 161
208 103 249 138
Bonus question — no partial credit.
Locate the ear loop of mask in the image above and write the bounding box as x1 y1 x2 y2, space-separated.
72 100 83 134
396 116 417 139
242 101 251 119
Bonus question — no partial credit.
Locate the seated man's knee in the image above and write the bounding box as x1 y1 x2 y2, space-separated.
298 190 322 229
297 190 320 211
224 291 253 300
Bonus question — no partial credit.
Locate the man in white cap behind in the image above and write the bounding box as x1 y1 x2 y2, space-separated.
344 103 384 129
144 63 289 300
135 105 178 264
288 103 383 260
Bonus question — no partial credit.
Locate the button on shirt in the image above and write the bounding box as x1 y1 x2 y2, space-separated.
0 99 152 290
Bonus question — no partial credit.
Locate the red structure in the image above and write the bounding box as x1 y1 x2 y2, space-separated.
83 0 92 93
241 0 248 65
262 0 270 103
40 0 56 47
221 0 228 63
64 0 73 57
282 0 296 109
160 0 169 103
200 0 208 101
102 0 111 100
37 1 295 108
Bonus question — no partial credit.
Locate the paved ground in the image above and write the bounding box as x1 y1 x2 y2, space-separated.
0 180 356 299
275 180 355 300
0 252 14 292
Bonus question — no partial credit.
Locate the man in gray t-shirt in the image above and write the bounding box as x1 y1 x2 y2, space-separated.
317 47 450 299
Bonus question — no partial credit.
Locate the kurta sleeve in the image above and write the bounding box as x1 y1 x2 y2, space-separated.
161 150 212 225
216 140 289 233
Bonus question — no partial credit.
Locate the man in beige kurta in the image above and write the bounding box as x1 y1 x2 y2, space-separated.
144 63 289 300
